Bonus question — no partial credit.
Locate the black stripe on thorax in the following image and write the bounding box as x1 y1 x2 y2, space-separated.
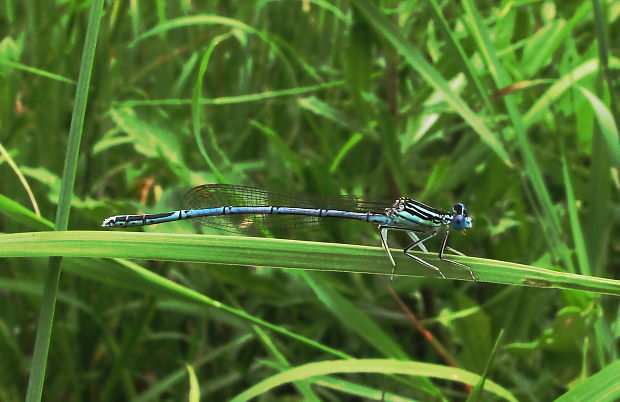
403 199 446 220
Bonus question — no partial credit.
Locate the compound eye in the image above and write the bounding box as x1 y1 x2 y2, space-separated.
450 214 471 230
452 203 467 216
453 215 464 226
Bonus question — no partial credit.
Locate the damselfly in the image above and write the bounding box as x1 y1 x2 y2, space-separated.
102 184 475 280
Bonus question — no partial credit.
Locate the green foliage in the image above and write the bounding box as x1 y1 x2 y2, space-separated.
0 0 618 400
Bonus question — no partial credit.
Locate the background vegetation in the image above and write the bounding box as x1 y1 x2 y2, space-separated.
0 0 618 400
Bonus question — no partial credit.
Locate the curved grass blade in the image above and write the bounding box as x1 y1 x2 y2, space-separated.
2 231 620 295
230 359 517 402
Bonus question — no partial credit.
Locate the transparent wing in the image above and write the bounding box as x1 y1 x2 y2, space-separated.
183 184 392 235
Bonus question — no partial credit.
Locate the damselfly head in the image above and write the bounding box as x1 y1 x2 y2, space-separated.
450 203 472 231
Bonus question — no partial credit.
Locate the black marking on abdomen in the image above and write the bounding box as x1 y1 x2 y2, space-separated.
146 212 176 220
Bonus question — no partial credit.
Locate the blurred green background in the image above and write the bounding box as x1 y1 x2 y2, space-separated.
1 0 619 400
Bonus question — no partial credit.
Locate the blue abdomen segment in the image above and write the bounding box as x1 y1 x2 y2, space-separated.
102 206 393 228
191 206 392 224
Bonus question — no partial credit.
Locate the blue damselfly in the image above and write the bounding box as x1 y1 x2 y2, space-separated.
102 184 474 280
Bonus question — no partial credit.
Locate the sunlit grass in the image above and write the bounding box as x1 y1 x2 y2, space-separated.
0 1 618 401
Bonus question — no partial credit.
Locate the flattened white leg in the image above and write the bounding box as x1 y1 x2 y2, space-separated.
446 246 465 256
403 231 446 279
379 226 397 280
406 231 428 253
439 230 477 281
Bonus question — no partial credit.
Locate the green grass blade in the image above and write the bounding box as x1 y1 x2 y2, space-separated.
25 1 105 401
251 121 304 178
230 359 517 402
555 360 620 402
302 272 408 359
191 33 231 183
79 259 357 362
131 15 260 46
524 57 620 127
467 330 505 402
591 0 619 129
560 146 591 276
462 0 572 272
0 141 43 217
3 231 620 296
115 79 347 107
426 0 494 115
351 0 512 167
53 257 355 365
304 375 416 401
298 96 365 133
577 86 620 171
253 325 321 401
132 335 253 402
0 58 75 84
186 364 200 402
0 193 54 230
100 297 157 402
329 132 363 173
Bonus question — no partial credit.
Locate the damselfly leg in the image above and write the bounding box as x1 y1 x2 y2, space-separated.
406 231 428 253
379 226 475 281
402 230 444 279
379 226 444 280
438 230 477 281
379 226 429 272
